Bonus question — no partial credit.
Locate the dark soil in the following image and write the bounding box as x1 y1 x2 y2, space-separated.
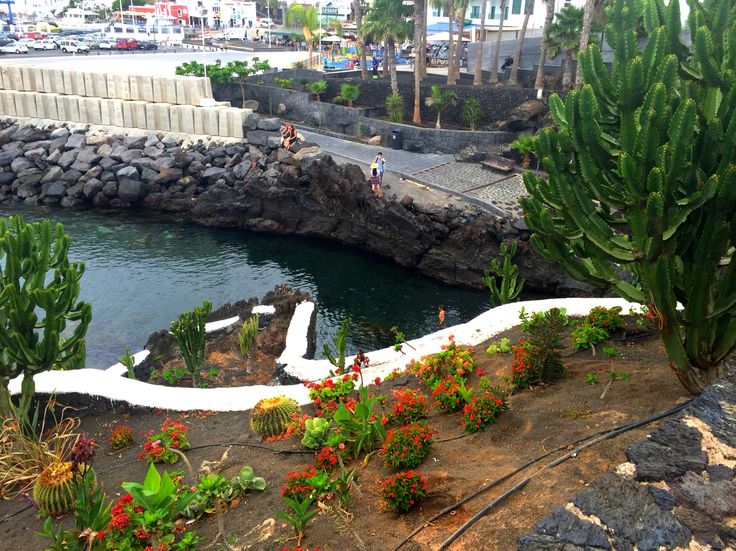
0 317 689 550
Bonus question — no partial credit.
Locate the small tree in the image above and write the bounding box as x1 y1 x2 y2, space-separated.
226 57 271 106
511 135 535 168
170 301 212 388
424 84 457 129
385 92 404 123
521 0 736 394
0 216 91 420
238 314 259 374
461 97 484 131
308 80 328 102
334 83 360 108
175 60 205 77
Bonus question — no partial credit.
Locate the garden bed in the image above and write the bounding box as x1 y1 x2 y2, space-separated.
0 313 689 550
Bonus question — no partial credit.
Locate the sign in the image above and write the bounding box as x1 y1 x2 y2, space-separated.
321 7 338 15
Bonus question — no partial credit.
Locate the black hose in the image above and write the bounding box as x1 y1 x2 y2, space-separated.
186 442 314 454
391 399 691 551
436 400 691 550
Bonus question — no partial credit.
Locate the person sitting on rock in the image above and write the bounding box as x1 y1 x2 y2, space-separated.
281 121 298 150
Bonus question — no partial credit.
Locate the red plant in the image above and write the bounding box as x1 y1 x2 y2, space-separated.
382 423 433 469
380 470 428 513
70 433 96 474
281 466 321 501
304 377 355 415
391 388 429 424
430 377 466 412
461 396 507 434
138 418 190 464
108 425 134 451
510 339 534 389
409 336 474 387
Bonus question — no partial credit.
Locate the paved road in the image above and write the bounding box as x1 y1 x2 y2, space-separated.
301 129 526 217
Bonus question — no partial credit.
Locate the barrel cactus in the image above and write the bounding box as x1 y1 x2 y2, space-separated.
250 396 300 438
33 461 77 517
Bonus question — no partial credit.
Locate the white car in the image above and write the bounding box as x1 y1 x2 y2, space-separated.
98 38 116 50
18 38 36 47
58 39 89 54
0 41 29 54
33 39 57 50
257 18 276 28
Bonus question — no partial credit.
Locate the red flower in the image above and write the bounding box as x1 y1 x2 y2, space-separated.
96 530 105 540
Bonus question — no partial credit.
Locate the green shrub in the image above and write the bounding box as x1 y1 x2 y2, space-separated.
334 83 360 107
170 300 211 388
308 79 327 101
385 92 404 123
461 97 484 131
274 77 293 89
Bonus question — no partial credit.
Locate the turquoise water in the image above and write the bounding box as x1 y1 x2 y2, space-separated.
0 205 491 369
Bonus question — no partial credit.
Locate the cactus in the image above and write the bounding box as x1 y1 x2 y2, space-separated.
170 300 212 388
483 242 525 306
250 396 301 438
238 314 259 375
33 462 77 517
0 216 91 420
521 0 736 394
119 347 136 380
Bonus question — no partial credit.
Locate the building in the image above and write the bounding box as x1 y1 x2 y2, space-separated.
129 3 192 25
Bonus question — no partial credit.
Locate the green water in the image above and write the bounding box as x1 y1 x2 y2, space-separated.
0 205 491 369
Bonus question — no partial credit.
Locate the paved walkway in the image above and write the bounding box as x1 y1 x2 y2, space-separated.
300 129 527 218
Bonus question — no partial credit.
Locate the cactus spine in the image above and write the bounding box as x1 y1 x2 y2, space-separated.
0 216 91 419
250 396 300 438
170 300 212 388
521 0 736 394
33 462 77 517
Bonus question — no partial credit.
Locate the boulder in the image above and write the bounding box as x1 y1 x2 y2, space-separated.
242 100 260 111
11 157 33 174
116 166 139 180
16 181 38 198
14 126 47 142
293 146 320 162
97 143 113 157
49 137 67 154
76 147 100 164
50 128 70 139
57 150 78 169
41 166 64 183
66 182 84 198
143 146 164 159
368 135 382 145
201 166 226 183
0 171 15 186
153 156 176 171
42 181 67 199
64 134 85 151
60 196 83 208
110 145 128 161
243 112 261 130
70 161 91 173
0 151 16 166
140 167 157 183
161 135 179 148
82 178 104 199
277 103 287 115
267 136 282 149
85 134 107 146
118 179 146 202
120 149 144 163
153 167 183 184
126 132 147 149
16 168 43 186
257 117 281 131
60 169 83 183
23 147 45 162
46 149 61 164
102 181 118 198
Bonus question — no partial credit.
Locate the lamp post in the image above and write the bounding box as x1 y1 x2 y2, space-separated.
267 2 271 47
198 1 207 78
318 3 322 68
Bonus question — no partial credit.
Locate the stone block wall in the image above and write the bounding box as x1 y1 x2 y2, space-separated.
0 64 250 138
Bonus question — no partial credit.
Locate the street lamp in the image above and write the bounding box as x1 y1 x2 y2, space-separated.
267 2 271 47
198 0 207 78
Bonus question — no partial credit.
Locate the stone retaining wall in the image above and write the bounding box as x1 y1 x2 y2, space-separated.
0 119 581 295
519 370 736 550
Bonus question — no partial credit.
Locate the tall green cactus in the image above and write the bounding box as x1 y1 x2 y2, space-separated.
238 314 259 374
170 300 212 388
521 0 736 394
483 242 525 306
0 216 91 419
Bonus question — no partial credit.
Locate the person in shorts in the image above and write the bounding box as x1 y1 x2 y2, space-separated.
370 164 382 198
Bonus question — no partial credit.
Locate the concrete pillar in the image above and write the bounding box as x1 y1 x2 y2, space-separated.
114 74 131 101
34 93 46 118
224 108 248 138
10 91 25 116
63 95 81 123
19 67 32 91
122 100 147 129
62 70 74 95
193 106 206 135
204 107 221 136
21 92 37 117
85 72 108 98
82 96 102 125
203 77 213 99
0 91 16 116
130 74 154 102
170 104 195 134
145 102 171 132
174 76 189 106
42 68 64 94
55 94 67 120
41 93 59 120
72 70 86 96
4 65 23 91
100 98 124 127
106 73 116 99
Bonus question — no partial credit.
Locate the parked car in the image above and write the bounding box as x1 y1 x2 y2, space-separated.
22 31 45 40
137 40 158 50
0 41 29 54
98 38 116 50
18 38 36 47
58 39 89 53
0 37 13 47
33 39 57 50
116 38 138 49
257 17 276 28
77 36 99 49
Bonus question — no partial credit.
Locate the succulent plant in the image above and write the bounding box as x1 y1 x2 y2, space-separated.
250 396 300 438
33 461 78 517
301 417 332 449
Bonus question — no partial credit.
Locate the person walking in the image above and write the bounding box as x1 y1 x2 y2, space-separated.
370 164 382 198
373 152 385 182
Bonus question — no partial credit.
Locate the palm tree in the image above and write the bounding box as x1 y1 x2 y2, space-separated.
472 0 488 85
508 0 533 85
545 4 584 91
353 0 368 79
425 84 458 129
413 0 427 123
449 0 469 85
286 5 319 68
534 0 555 90
362 0 412 94
575 0 595 88
488 0 507 83
432 0 457 86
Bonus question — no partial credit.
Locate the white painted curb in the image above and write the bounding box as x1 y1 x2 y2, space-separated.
9 298 637 412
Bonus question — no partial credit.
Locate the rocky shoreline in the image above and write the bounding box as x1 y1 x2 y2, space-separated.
0 118 582 294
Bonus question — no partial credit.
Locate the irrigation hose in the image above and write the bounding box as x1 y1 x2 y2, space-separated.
435 400 692 550
391 399 692 551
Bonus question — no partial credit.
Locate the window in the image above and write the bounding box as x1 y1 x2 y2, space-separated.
177 9 182 16
512 0 521 14
471 5 480 18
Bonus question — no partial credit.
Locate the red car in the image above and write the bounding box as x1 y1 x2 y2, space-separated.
23 31 46 40
115 38 139 49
